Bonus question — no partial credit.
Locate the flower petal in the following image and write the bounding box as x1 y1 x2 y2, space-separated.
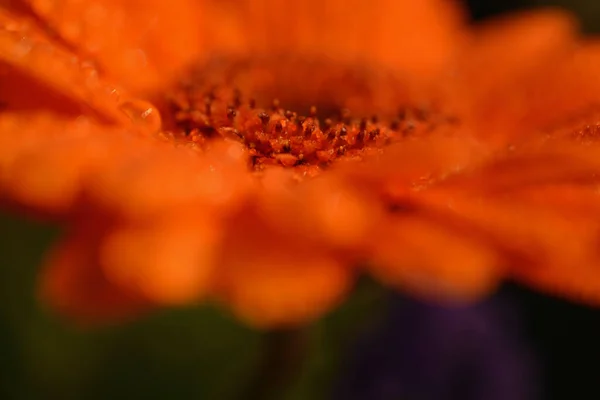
23 0 204 93
40 222 149 324
88 140 253 219
418 188 600 306
0 59 82 116
214 206 354 328
462 8 577 88
519 41 600 135
256 169 379 251
452 9 581 145
100 213 219 305
367 214 500 303
438 140 600 193
0 112 151 215
0 7 160 128
334 133 488 196
211 0 465 84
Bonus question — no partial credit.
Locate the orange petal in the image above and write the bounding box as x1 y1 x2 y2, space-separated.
24 0 204 93
367 214 499 303
499 185 600 305
0 112 136 215
438 140 600 193
417 188 600 306
515 184 600 215
214 207 354 328
462 8 577 86
0 7 160 128
335 133 488 195
452 9 579 145
100 213 219 305
40 223 149 324
0 60 83 116
209 0 465 84
89 140 253 219
518 40 600 134
256 169 379 251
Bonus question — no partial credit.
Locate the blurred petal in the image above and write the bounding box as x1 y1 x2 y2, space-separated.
214 207 355 328
0 7 158 126
40 222 149 324
256 169 379 251
211 0 465 84
0 60 83 116
461 9 577 90
438 140 600 193
367 214 500 303
417 189 600 306
520 41 600 137
335 133 487 193
89 140 253 219
0 113 124 214
100 214 219 305
23 0 204 93
452 9 582 145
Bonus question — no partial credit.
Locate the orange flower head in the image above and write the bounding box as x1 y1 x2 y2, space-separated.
2 0 600 328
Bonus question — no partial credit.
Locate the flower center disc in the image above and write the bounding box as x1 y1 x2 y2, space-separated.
166 56 452 176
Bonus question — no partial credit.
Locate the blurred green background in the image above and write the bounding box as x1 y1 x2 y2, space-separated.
2 1 600 399
0 211 391 399
0 214 386 400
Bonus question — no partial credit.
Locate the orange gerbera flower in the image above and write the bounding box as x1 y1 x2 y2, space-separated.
1 0 600 328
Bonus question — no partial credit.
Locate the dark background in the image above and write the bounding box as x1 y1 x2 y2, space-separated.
467 0 600 32
1 1 599 399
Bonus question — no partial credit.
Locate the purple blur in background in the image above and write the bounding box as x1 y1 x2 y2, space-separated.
334 291 540 400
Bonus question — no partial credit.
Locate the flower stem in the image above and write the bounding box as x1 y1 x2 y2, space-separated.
238 327 309 400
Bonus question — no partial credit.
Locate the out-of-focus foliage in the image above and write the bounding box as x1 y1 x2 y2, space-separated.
0 213 385 399
0 213 258 399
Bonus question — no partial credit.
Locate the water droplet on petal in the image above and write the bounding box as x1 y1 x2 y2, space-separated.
118 99 162 134
79 61 99 86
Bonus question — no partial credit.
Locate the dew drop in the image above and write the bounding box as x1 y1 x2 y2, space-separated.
80 61 99 86
118 99 162 134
